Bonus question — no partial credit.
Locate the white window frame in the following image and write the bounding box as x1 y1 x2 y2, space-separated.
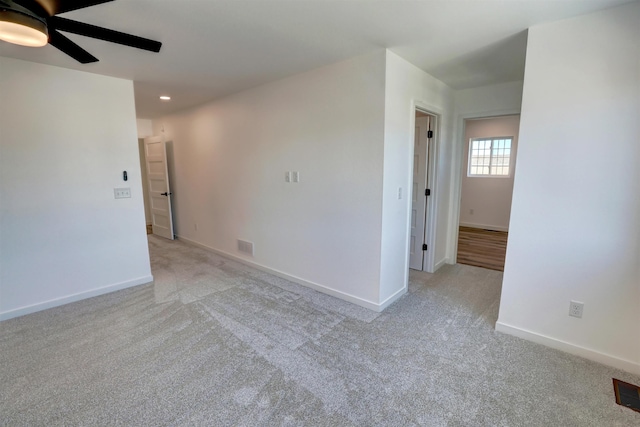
467 136 513 178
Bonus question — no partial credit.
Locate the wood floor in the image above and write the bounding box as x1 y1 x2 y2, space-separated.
457 226 508 271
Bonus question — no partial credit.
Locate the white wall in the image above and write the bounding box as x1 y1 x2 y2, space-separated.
454 81 524 118
136 119 153 139
380 51 454 303
137 139 152 224
459 115 520 231
0 57 152 320
153 51 387 308
136 120 156 225
497 2 640 375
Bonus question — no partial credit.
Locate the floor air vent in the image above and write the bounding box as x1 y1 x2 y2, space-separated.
613 378 640 413
237 239 254 256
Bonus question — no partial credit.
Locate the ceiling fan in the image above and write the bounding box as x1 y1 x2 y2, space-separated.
0 0 161 63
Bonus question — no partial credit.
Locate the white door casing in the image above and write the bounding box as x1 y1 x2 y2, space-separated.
144 136 174 240
409 115 430 270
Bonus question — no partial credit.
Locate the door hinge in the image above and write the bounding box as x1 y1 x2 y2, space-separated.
427 130 433 138
422 244 428 251
425 189 431 196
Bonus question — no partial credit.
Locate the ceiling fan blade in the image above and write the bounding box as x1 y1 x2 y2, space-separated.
48 29 98 63
49 16 162 52
15 0 113 16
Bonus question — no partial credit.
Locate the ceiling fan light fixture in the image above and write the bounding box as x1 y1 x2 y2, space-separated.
0 9 48 47
159 95 171 101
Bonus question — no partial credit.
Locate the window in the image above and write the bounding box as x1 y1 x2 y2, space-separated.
468 137 512 177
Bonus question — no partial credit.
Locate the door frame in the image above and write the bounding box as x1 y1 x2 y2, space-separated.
408 101 441 273
448 109 521 264
409 113 430 270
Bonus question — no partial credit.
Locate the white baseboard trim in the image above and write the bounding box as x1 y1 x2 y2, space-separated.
460 222 508 232
378 286 407 312
495 321 640 376
177 235 384 312
0 275 154 322
434 257 448 271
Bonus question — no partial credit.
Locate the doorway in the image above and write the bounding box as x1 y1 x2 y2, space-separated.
455 115 520 271
409 109 437 272
143 136 175 240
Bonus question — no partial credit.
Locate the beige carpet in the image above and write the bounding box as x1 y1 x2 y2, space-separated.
1 235 638 425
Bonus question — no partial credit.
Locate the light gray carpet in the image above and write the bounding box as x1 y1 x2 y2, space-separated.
1 235 638 426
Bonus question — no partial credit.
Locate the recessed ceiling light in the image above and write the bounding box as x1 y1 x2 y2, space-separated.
159 95 171 101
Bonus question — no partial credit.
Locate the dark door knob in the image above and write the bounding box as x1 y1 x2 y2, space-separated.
160 192 172 196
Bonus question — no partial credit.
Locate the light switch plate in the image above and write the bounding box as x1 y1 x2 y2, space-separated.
114 188 131 199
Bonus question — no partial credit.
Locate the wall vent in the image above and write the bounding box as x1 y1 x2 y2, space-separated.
237 239 254 256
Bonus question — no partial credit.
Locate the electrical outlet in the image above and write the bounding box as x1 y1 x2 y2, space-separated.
292 171 299 183
469 209 474 215
285 171 291 183
569 301 584 318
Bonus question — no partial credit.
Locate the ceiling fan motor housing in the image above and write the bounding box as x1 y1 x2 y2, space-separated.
0 1 49 47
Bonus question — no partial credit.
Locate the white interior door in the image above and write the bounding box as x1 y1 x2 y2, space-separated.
409 115 430 270
144 136 174 240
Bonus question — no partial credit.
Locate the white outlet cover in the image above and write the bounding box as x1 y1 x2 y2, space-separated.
285 171 291 182
569 300 584 318
292 171 299 182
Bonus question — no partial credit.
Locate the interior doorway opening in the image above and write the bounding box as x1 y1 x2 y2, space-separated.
455 114 520 271
142 136 176 240
409 108 437 272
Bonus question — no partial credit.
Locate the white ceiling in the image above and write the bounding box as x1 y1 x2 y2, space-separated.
0 0 633 118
